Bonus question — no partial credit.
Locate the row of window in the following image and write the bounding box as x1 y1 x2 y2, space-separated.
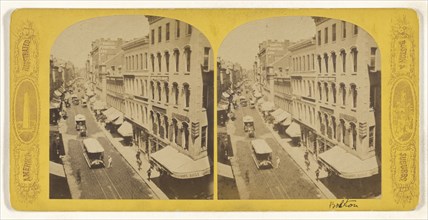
317 82 358 109
125 53 148 71
106 81 124 94
317 21 358 46
150 20 192 45
294 102 316 128
274 96 293 115
106 96 124 113
292 54 315 72
318 113 375 150
316 48 359 74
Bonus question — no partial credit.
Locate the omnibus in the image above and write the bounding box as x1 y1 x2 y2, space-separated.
250 139 273 169
82 138 105 168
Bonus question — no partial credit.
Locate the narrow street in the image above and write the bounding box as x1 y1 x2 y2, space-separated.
227 96 325 199
59 96 157 199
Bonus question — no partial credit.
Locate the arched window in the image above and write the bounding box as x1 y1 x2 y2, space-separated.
340 50 346 73
340 83 346 105
158 113 164 139
332 83 337 104
183 122 189 150
340 119 346 144
351 84 357 108
157 81 162 101
157 53 162 72
331 116 337 139
165 51 170 72
325 114 331 139
164 116 169 140
172 119 178 144
151 112 157 135
150 54 155 72
184 47 191 72
308 82 312 97
350 122 357 150
173 49 180 72
331 52 337 73
324 82 329 102
164 82 169 103
173 82 179 105
351 47 358 72
183 83 190 108
323 53 329 73
317 55 322 73
150 81 155 100
318 82 322 100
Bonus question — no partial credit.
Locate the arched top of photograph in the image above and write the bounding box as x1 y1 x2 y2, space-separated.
218 16 380 77
51 15 213 77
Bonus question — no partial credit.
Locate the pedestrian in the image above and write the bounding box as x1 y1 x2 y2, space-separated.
76 168 81 184
315 168 321 181
304 150 309 161
147 168 152 181
276 156 281 169
136 150 141 161
107 156 113 168
305 158 310 171
137 158 142 171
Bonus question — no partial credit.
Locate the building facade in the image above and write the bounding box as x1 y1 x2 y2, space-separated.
312 17 381 178
289 38 318 153
146 16 214 177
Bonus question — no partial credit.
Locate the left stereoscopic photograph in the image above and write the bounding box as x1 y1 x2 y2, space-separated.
49 15 214 200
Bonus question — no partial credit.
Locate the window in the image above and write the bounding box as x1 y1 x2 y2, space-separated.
324 83 329 102
166 23 170 41
370 85 378 109
351 123 357 150
201 126 207 150
150 54 155 72
151 29 155 44
164 52 170 73
332 24 337 42
158 26 162 43
140 54 143 70
340 120 346 144
317 30 321 45
312 54 315 70
144 53 148 70
308 82 312 97
353 24 358 35
332 83 337 104
324 54 329 73
307 55 310 71
164 82 169 103
157 82 162 101
183 122 189 150
175 20 180 38
326 114 332 139
318 82 322 100
340 50 346 73
340 83 346 105
351 84 357 108
324 27 328 44
158 114 164 139
174 49 180 72
172 119 178 144
342 21 346 38
203 47 210 70
351 48 358 72
157 53 162 72
173 82 179 105
332 117 337 139
187 24 192 35
184 47 191 72
331 52 337 73
317 55 322 73
184 83 190 108
370 47 377 70
150 81 155 99
369 126 375 148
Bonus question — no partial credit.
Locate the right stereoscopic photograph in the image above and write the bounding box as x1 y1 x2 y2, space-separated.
217 16 381 200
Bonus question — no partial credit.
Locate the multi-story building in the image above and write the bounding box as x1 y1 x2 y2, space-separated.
90 38 125 102
257 40 290 102
312 17 381 179
122 36 152 154
289 38 318 152
145 16 214 179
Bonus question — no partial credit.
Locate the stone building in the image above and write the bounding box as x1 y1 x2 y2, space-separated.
312 17 381 179
145 16 214 179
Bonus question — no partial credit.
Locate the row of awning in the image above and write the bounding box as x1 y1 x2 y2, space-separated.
150 146 211 179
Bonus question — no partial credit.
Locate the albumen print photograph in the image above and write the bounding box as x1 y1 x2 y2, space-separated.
49 15 214 200
217 16 381 199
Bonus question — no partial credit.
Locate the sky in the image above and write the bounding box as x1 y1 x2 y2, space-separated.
51 15 150 68
218 16 316 70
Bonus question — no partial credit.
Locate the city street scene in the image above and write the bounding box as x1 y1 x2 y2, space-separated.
49 15 214 199
217 16 381 199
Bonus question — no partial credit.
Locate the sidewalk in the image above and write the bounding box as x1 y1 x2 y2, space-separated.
90 111 169 200
257 109 336 199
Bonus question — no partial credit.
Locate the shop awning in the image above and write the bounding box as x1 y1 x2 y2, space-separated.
49 161 65 177
106 109 123 123
286 122 301 138
318 146 379 179
112 115 124 125
93 101 107 110
270 109 284 117
218 162 234 179
274 111 290 124
261 102 275 112
102 107 116 117
281 117 292 127
150 146 211 179
118 121 133 137
222 92 230 99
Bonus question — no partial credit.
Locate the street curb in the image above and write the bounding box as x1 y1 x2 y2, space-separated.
256 109 337 199
89 110 169 200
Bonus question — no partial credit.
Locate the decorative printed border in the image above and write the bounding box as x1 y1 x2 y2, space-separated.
11 21 41 203
389 16 418 206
